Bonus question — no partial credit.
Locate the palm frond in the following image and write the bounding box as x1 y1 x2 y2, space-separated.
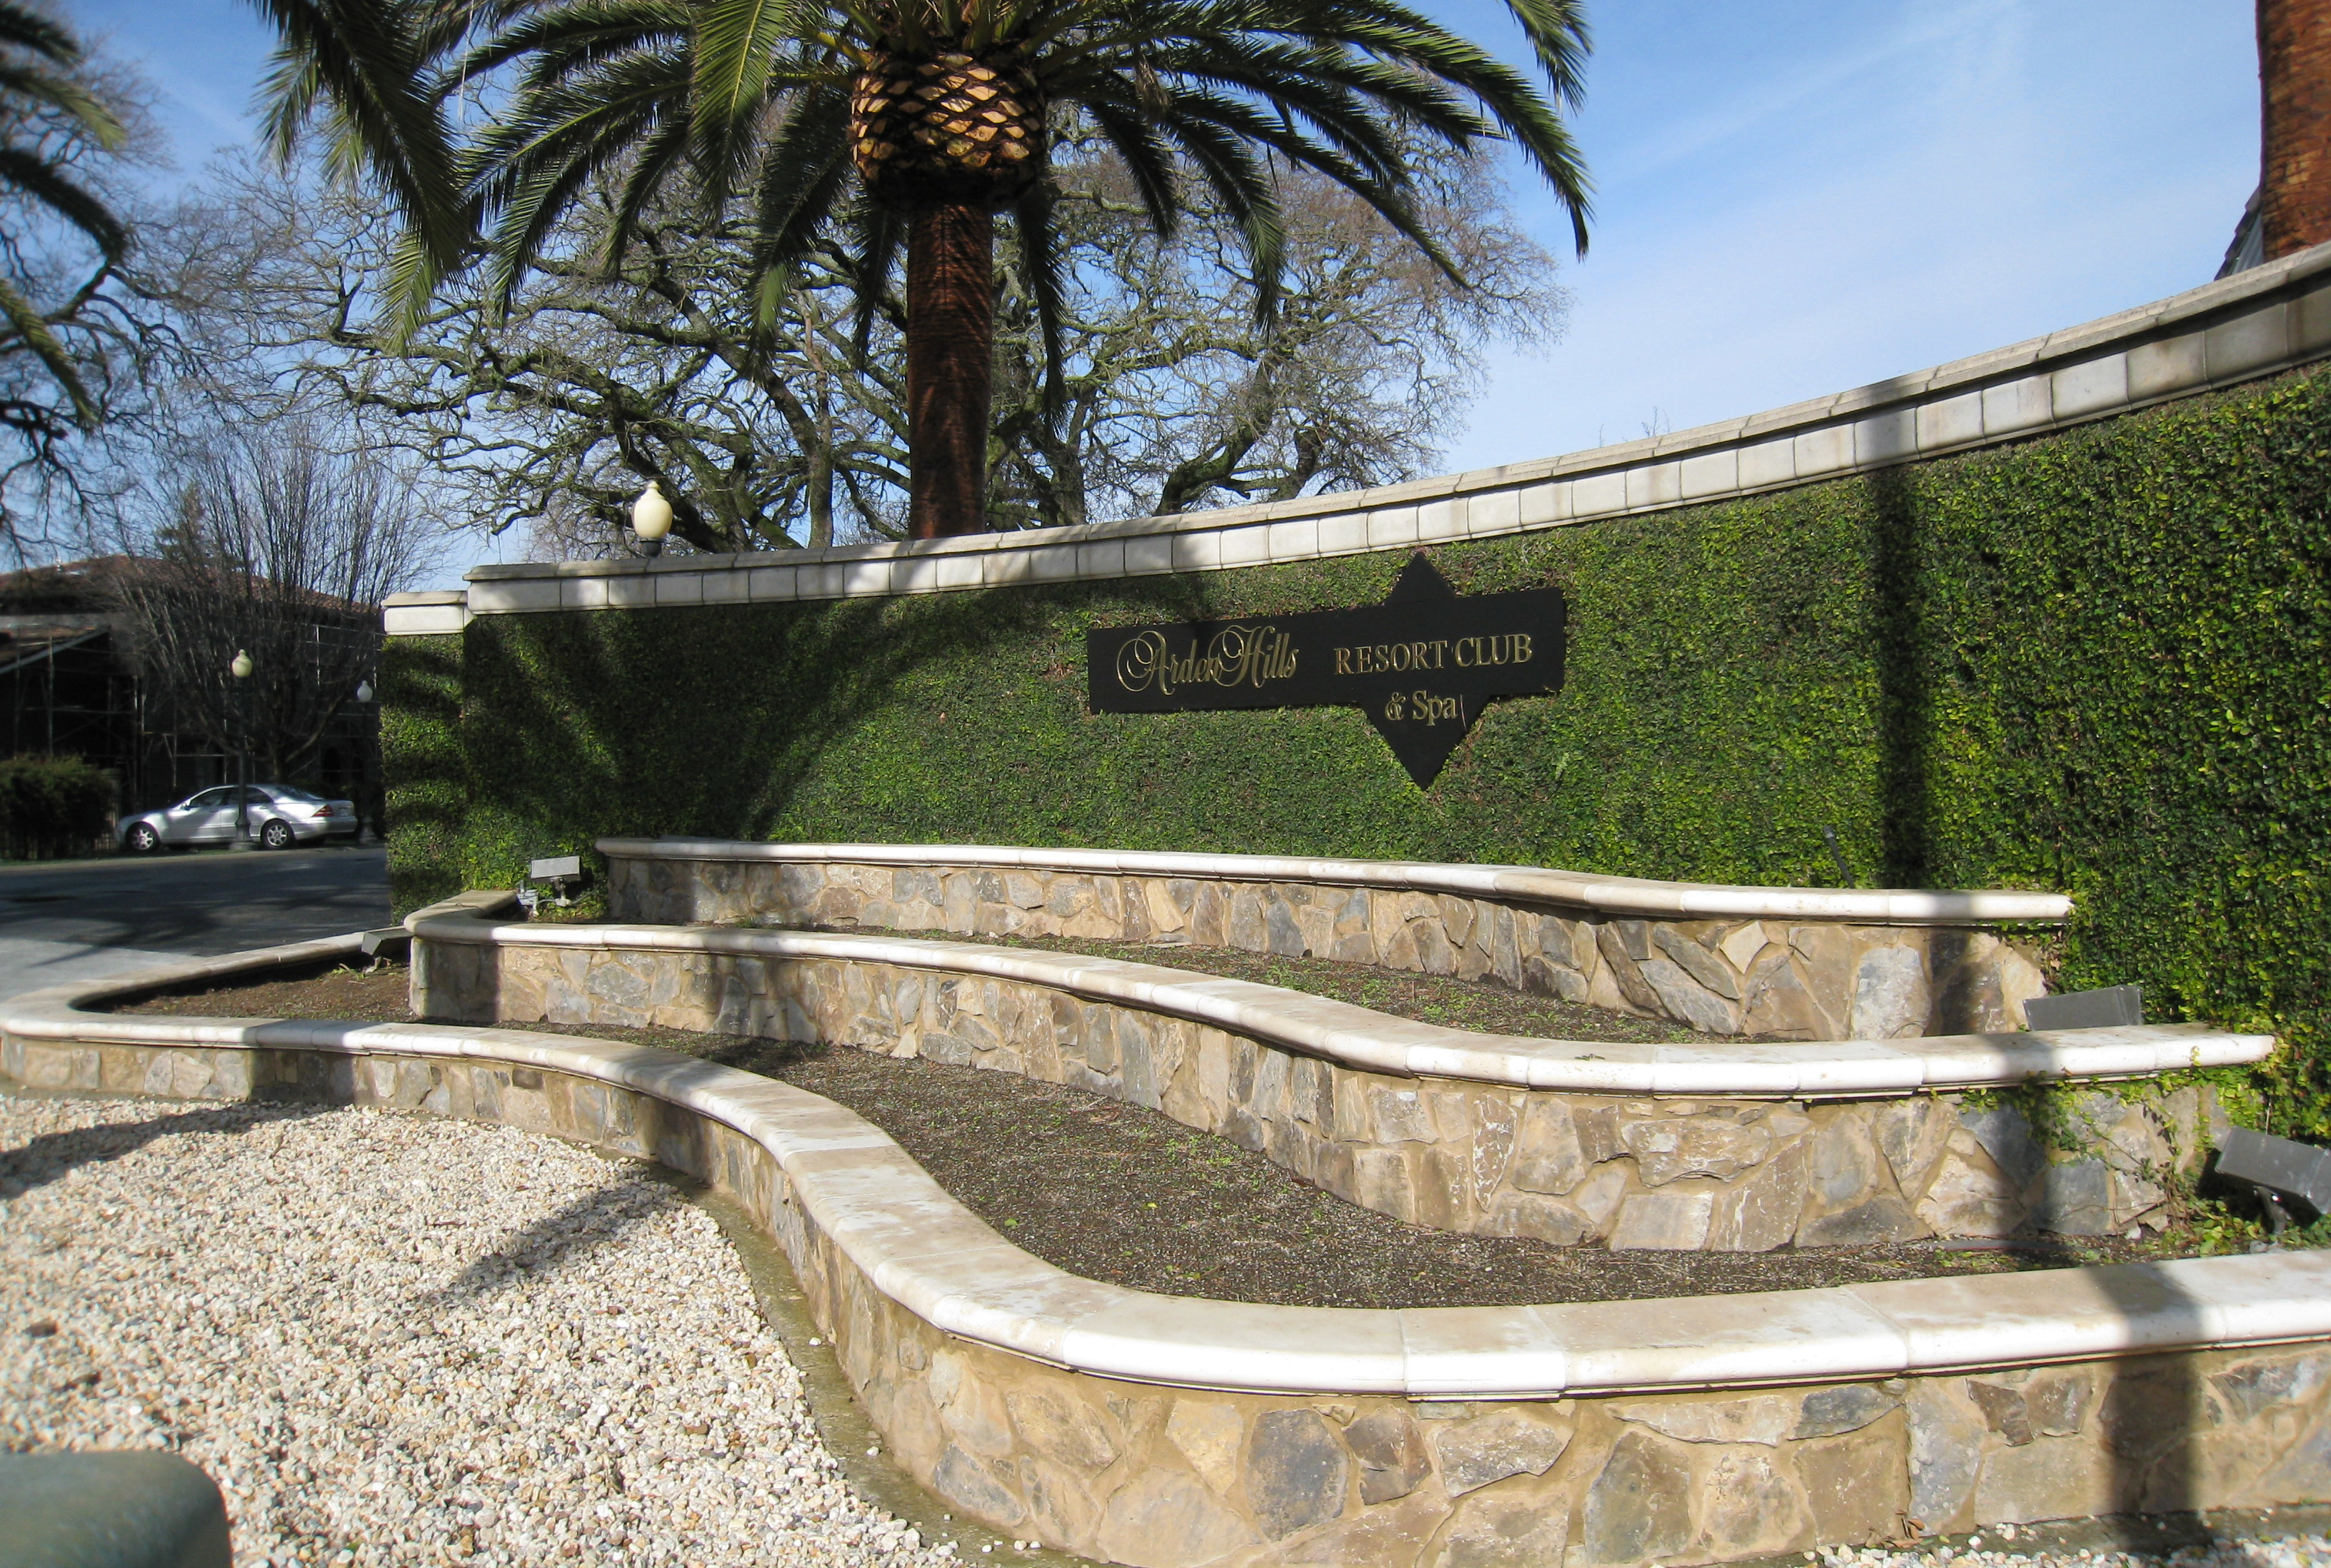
1008 174 1067 406
0 147 126 260
245 0 474 278
0 1 81 66
0 60 124 149
0 272 95 424
692 0 812 196
1081 96 1183 239
747 82 853 281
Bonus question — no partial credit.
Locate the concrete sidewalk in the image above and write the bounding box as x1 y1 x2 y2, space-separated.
0 937 194 1003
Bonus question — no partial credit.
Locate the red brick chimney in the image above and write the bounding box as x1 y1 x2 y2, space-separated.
2260 0 2331 258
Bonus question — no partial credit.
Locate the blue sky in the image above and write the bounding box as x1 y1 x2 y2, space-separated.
71 0 2260 579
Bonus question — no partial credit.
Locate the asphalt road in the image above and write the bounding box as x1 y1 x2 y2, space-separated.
0 843 389 1002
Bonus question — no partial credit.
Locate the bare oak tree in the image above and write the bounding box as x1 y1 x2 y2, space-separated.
105 418 426 780
991 141 1564 528
171 136 1564 555
161 153 889 556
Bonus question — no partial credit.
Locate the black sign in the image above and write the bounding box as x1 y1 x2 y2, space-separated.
1086 554 1565 786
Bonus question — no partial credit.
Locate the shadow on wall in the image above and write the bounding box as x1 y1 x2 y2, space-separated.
2107 1267 2210 1532
443 568 1318 895
1869 467 1933 893
382 634 470 914
399 520 1908 913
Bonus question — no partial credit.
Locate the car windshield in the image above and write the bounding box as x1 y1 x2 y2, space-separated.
266 786 326 803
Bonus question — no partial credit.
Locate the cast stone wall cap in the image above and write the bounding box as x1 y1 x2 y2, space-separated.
596 838 2076 925
405 911 2271 1096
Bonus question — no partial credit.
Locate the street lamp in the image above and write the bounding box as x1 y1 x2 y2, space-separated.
229 650 255 852
631 481 673 556
354 678 376 844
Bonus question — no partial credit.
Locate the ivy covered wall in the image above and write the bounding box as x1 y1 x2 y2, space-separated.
385 368 2331 1130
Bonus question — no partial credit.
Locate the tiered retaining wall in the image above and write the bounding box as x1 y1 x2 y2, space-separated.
603 840 2068 1041
4 925 2328 1568
410 895 2268 1251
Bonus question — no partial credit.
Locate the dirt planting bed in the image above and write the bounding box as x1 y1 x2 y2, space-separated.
99 960 2285 1307
863 926 1730 1045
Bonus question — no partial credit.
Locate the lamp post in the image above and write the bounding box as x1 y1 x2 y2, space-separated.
631 481 673 556
229 650 255 851
354 678 376 844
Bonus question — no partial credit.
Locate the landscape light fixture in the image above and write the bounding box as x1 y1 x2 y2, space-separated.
631 481 673 557
355 680 374 704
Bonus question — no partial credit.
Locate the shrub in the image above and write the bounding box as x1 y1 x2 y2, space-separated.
0 755 116 859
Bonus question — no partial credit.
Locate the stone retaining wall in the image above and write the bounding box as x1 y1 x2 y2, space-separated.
606 850 2055 1043
6 1012 2328 1568
415 925 2208 1249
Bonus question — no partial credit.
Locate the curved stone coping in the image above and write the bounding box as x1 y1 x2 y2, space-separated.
598 838 2074 926
408 902 2267 1096
383 240 2331 632
6 933 2330 1401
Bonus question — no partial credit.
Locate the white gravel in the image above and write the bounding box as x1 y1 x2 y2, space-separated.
1818 1537 2331 1568
5 1092 2326 1568
1 1094 955 1568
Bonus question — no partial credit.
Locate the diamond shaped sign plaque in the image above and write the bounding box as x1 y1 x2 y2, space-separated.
1085 554 1566 786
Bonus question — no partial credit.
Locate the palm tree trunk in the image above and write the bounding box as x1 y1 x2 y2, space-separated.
2260 0 2331 258
906 202 995 538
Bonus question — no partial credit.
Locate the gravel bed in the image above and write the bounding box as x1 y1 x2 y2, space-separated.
1815 1534 2331 1568
1 1094 953 1568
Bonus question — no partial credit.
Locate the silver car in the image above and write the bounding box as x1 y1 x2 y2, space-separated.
119 785 359 853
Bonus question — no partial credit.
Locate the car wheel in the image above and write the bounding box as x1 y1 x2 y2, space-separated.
261 820 294 850
126 822 160 854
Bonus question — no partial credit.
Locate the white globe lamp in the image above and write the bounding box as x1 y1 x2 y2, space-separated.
631 481 674 557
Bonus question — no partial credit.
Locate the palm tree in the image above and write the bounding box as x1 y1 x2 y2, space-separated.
248 0 1593 539
0 0 127 426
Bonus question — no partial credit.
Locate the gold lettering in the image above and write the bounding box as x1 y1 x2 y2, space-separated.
1334 646 1351 675
1115 629 1168 693
1511 632 1533 664
1454 637 1475 667
1396 689 1468 727
1430 639 1448 668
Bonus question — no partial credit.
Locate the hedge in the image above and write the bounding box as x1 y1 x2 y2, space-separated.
0 755 116 859
386 366 2331 1133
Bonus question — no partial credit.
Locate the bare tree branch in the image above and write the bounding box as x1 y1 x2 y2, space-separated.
104 418 426 780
